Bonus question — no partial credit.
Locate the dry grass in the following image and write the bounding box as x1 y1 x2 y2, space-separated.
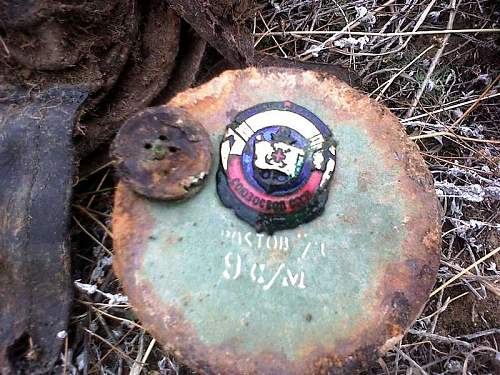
65 0 499 374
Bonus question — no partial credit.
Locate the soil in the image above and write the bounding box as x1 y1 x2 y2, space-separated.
437 207 500 338
437 292 499 337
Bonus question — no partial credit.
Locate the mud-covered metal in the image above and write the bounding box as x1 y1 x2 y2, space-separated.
113 68 442 374
217 101 336 233
0 85 87 374
112 106 212 200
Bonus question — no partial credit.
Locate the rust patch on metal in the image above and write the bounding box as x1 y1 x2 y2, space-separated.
112 106 212 200
112 184 156 299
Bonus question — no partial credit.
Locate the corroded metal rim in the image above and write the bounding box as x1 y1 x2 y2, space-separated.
113 67 442 375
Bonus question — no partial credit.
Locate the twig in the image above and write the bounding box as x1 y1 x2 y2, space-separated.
83 328 137 364
408 329 472 348
143 338 156 364
451 74 500 128
430 246 500 297
131 338 156 375
258 12 287 57
86 168 110 208
299 0 397 58
462 346 498 375
402 92 500 122
254 28 500 37
393 346 428 375
0 35 10 56
73 216 113 256
75 160 114 186
459 328 500 340
85 303 144 330
409 131 500 144
421 153 494 177
417 291 469 321
78 300 130 308
441 260 500 297
373 45 435 100
74 204 114 239
405 0 459 118
377 358 391 375
431 289 444 333
63 335 69 375
91 326 136 370
130 332 145 375
76 187 116 198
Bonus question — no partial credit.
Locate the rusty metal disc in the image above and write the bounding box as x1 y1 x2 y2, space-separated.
113 68 441 374
112 106 212 200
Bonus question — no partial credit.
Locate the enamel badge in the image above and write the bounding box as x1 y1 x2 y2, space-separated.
217 101 336 233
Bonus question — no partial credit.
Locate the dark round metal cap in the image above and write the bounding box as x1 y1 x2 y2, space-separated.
112 106 212 200
113 68 441 374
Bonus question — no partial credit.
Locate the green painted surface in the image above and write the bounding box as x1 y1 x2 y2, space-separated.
137 118 408 360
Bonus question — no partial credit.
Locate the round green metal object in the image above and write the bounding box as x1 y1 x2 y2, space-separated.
113 67 441 374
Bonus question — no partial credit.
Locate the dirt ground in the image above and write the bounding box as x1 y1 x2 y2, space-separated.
1 0 499 374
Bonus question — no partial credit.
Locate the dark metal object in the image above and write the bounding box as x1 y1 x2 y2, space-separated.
113 106 212 200
76 0 180 159
153 24 207 105
0 0 138 98
165 0 254 67
113 67 442 374
0 0 183 161
0 85 87 374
